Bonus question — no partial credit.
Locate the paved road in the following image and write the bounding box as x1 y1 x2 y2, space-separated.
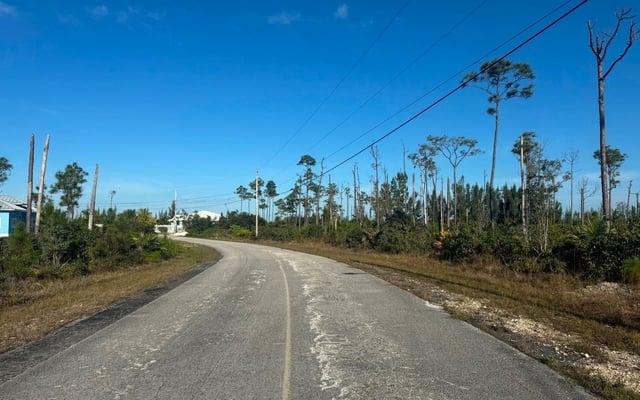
0 239 596 399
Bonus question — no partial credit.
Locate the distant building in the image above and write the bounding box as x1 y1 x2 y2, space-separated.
190 210 221 222
154 210 221 234
0 195 34 237
154 212 188 234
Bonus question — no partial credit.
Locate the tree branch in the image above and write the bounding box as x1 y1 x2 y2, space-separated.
603 19 638 79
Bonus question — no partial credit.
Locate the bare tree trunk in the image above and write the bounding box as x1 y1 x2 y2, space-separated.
88 164 99 230
588 9 639 228
352 164 359 225
626 180 632 218
489 105 499 220
26 134 35 233
255 171 259 237
565 150 579 222
520 135 527 240
371 146 380 227
35 134 50 235
446 177 451 229
411 172 416 225
439 180 444 232
580 187 585 224
423 171 428 225
316 159 324 226
297 176 302 229
597 66 610 226
452 167 457 225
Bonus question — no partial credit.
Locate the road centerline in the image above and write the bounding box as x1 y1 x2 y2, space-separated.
278 259 292 400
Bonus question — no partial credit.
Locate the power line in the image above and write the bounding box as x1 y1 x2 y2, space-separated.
307 0 490 154
254 0 584 202
322 0 590 178
324 0 577 162
267 0 412 165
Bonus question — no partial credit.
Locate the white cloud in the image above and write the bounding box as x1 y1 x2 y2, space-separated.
268 11 300 25
116 6 141 23
87 4 108 18
146 10 164 22
58 13 80 25
334 4 348 20
0 1 16 17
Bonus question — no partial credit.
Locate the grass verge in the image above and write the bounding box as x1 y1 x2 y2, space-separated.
0 242 220 354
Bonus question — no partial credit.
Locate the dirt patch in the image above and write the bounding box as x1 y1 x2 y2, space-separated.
356 263 640 396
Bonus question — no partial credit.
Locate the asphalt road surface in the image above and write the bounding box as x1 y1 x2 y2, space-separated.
0 239 596 399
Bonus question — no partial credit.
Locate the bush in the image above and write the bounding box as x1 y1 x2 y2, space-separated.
623 258 640 285
230 224 252 238
333 222 372 249
438 228 477 263
260 225 297 242
298 224 323 240
374 228 407 254
3 223 38 278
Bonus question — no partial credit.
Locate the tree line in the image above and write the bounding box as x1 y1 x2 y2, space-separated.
0 150 180 281
195 10 639 283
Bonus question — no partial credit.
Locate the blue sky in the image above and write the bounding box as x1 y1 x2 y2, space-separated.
1 0 639 215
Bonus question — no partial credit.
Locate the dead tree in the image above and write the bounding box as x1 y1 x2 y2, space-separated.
588 8 639 228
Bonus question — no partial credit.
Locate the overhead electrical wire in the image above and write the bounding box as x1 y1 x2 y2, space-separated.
137 0 588 213
267 0 412 165
252 0 589 202
323 0 578 162
321 0 590 178
307 0 490 154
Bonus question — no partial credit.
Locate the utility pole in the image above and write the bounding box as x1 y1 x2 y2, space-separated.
88 164 99 230
255 171 259 238
35 134 50 235
26 134 35 233
173 189 177 233
627 180 633 218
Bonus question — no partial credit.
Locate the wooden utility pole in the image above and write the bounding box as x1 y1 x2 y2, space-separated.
626 180 633 218
88 164 99 230
35 134 50 234
255 171 259 238
26 134 35 233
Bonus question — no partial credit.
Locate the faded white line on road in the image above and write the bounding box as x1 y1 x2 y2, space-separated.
278 260 292 400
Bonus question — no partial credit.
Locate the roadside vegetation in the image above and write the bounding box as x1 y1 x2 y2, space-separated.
0 203 219 354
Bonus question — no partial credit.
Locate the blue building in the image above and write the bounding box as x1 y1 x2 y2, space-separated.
0 195 32 237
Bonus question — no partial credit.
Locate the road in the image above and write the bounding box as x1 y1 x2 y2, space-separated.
0 239 596 399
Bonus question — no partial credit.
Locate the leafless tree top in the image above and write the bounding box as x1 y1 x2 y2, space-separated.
588 8 640 80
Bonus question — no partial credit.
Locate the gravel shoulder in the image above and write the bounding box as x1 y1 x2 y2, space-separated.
354 262 640 396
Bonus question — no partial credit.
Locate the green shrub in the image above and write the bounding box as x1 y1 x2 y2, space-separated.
439 228 477 263
374 228 407 254
623 258 640 285
260 225 297 242
333 222 371 249
230 224 252 238
298 224 323 240
3 223 38 279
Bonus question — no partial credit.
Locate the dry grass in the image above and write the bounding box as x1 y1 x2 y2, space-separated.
0 243 220 354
